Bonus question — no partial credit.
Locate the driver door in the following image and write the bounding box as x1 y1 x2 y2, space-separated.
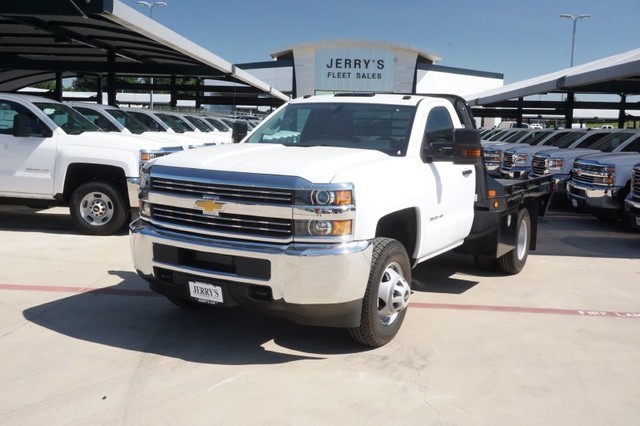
0 100 58 196
416 105 476 258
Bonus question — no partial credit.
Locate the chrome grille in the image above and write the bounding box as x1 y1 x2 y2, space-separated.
151 177 294 205
151 205 292 238
572 162 606 185
502 152 514 170
531 155 547 176
149 177 295 240
483 148 501 163
632 166 640 198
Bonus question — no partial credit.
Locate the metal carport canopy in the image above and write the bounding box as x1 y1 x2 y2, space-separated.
0 0 289 106
466 48 640 106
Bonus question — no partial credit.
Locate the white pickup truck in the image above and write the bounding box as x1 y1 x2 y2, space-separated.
0 93 183 235
129 93 552 347
625 163 640 229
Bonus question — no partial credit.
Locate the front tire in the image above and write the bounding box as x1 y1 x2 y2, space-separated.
349 238 412 348
69 181 128 235
497 208 531 274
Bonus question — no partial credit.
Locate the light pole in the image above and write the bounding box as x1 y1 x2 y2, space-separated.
137 1 166 18
560 13 590 67
137 2 167 108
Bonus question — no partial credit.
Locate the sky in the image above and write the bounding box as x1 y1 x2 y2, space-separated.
127 0 640 85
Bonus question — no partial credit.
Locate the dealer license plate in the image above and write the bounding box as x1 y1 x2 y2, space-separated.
188 281 223 304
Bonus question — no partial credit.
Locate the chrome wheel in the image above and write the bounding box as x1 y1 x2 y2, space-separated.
377 261 411 326
79 191 115 226
516 214 529 261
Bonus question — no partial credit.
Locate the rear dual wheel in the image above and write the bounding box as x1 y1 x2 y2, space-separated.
474 208 531 275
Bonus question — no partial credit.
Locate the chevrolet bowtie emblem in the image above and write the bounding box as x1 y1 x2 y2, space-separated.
195 198 225 215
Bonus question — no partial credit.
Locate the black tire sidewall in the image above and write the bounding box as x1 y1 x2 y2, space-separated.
69 181 127 235
358 238 411 346
497 208 531 274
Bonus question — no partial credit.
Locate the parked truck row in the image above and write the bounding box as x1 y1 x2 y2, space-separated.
480 126 640 230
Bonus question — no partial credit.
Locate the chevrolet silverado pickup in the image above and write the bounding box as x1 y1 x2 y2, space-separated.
129 93 552 347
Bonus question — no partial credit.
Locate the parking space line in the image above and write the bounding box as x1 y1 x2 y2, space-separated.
411 302 640 318
2 283 639 318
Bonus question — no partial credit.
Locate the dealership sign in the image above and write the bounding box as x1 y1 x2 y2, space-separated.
316 48 395 92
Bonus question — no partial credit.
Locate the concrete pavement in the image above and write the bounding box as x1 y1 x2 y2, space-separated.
0 204 639 425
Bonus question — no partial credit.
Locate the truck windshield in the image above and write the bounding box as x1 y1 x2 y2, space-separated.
34 102 100 135
155 113 193 133
589 131 637 152
107 109 149 134
245 102 415 156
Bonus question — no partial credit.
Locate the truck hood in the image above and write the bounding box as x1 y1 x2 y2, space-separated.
505 145 559 154
484 142 529 152
63 131 183 151
575 151 640 165
534 148 600 159
152 143 391 182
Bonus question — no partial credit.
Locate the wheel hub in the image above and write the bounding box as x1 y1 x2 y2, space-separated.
89 199 108 217
377 262 411 326
80 193 113 226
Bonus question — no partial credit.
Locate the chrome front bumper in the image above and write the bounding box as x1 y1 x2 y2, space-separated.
566 180 623 210
625 196 640 229
129 219 373 306
126 177 140 208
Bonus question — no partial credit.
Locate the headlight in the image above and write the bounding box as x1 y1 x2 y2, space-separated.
138 166 151 219
603 165 616 185
513 153 528 165
139 147 182 169
294 185 355 240
548 158 564 171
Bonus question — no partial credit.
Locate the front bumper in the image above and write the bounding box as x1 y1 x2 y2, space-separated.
485 161 501 176
566 180 623 211
625 196 640 229
126 177 140 208
500 166 530 179
551 174 571 195
129 219 373 327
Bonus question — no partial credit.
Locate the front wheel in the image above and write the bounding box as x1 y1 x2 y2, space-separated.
497 208 531 274
69 181 128 235
349 238 412 348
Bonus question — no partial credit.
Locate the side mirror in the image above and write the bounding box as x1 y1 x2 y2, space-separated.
12 113 51 138
232 121 248 143
452 128 482 165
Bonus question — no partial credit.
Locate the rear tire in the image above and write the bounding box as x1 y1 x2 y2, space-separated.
349 238 411 348
497 208 531 274
69 181 128 235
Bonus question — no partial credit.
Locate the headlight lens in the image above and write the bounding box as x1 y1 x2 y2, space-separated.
138 166 151 219
603 165 616 185
513 153 528 165
548 158 564 171
294 185 355 240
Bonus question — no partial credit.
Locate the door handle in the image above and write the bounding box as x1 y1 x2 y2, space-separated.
462 169 473 177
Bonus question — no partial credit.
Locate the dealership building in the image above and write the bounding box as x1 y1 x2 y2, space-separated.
234 40 503 100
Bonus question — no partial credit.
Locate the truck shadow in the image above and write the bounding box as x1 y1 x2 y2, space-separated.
411 253 482 295
0 206 128 235
21 271 369 365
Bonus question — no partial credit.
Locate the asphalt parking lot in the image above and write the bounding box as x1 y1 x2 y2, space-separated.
1 204 639 425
